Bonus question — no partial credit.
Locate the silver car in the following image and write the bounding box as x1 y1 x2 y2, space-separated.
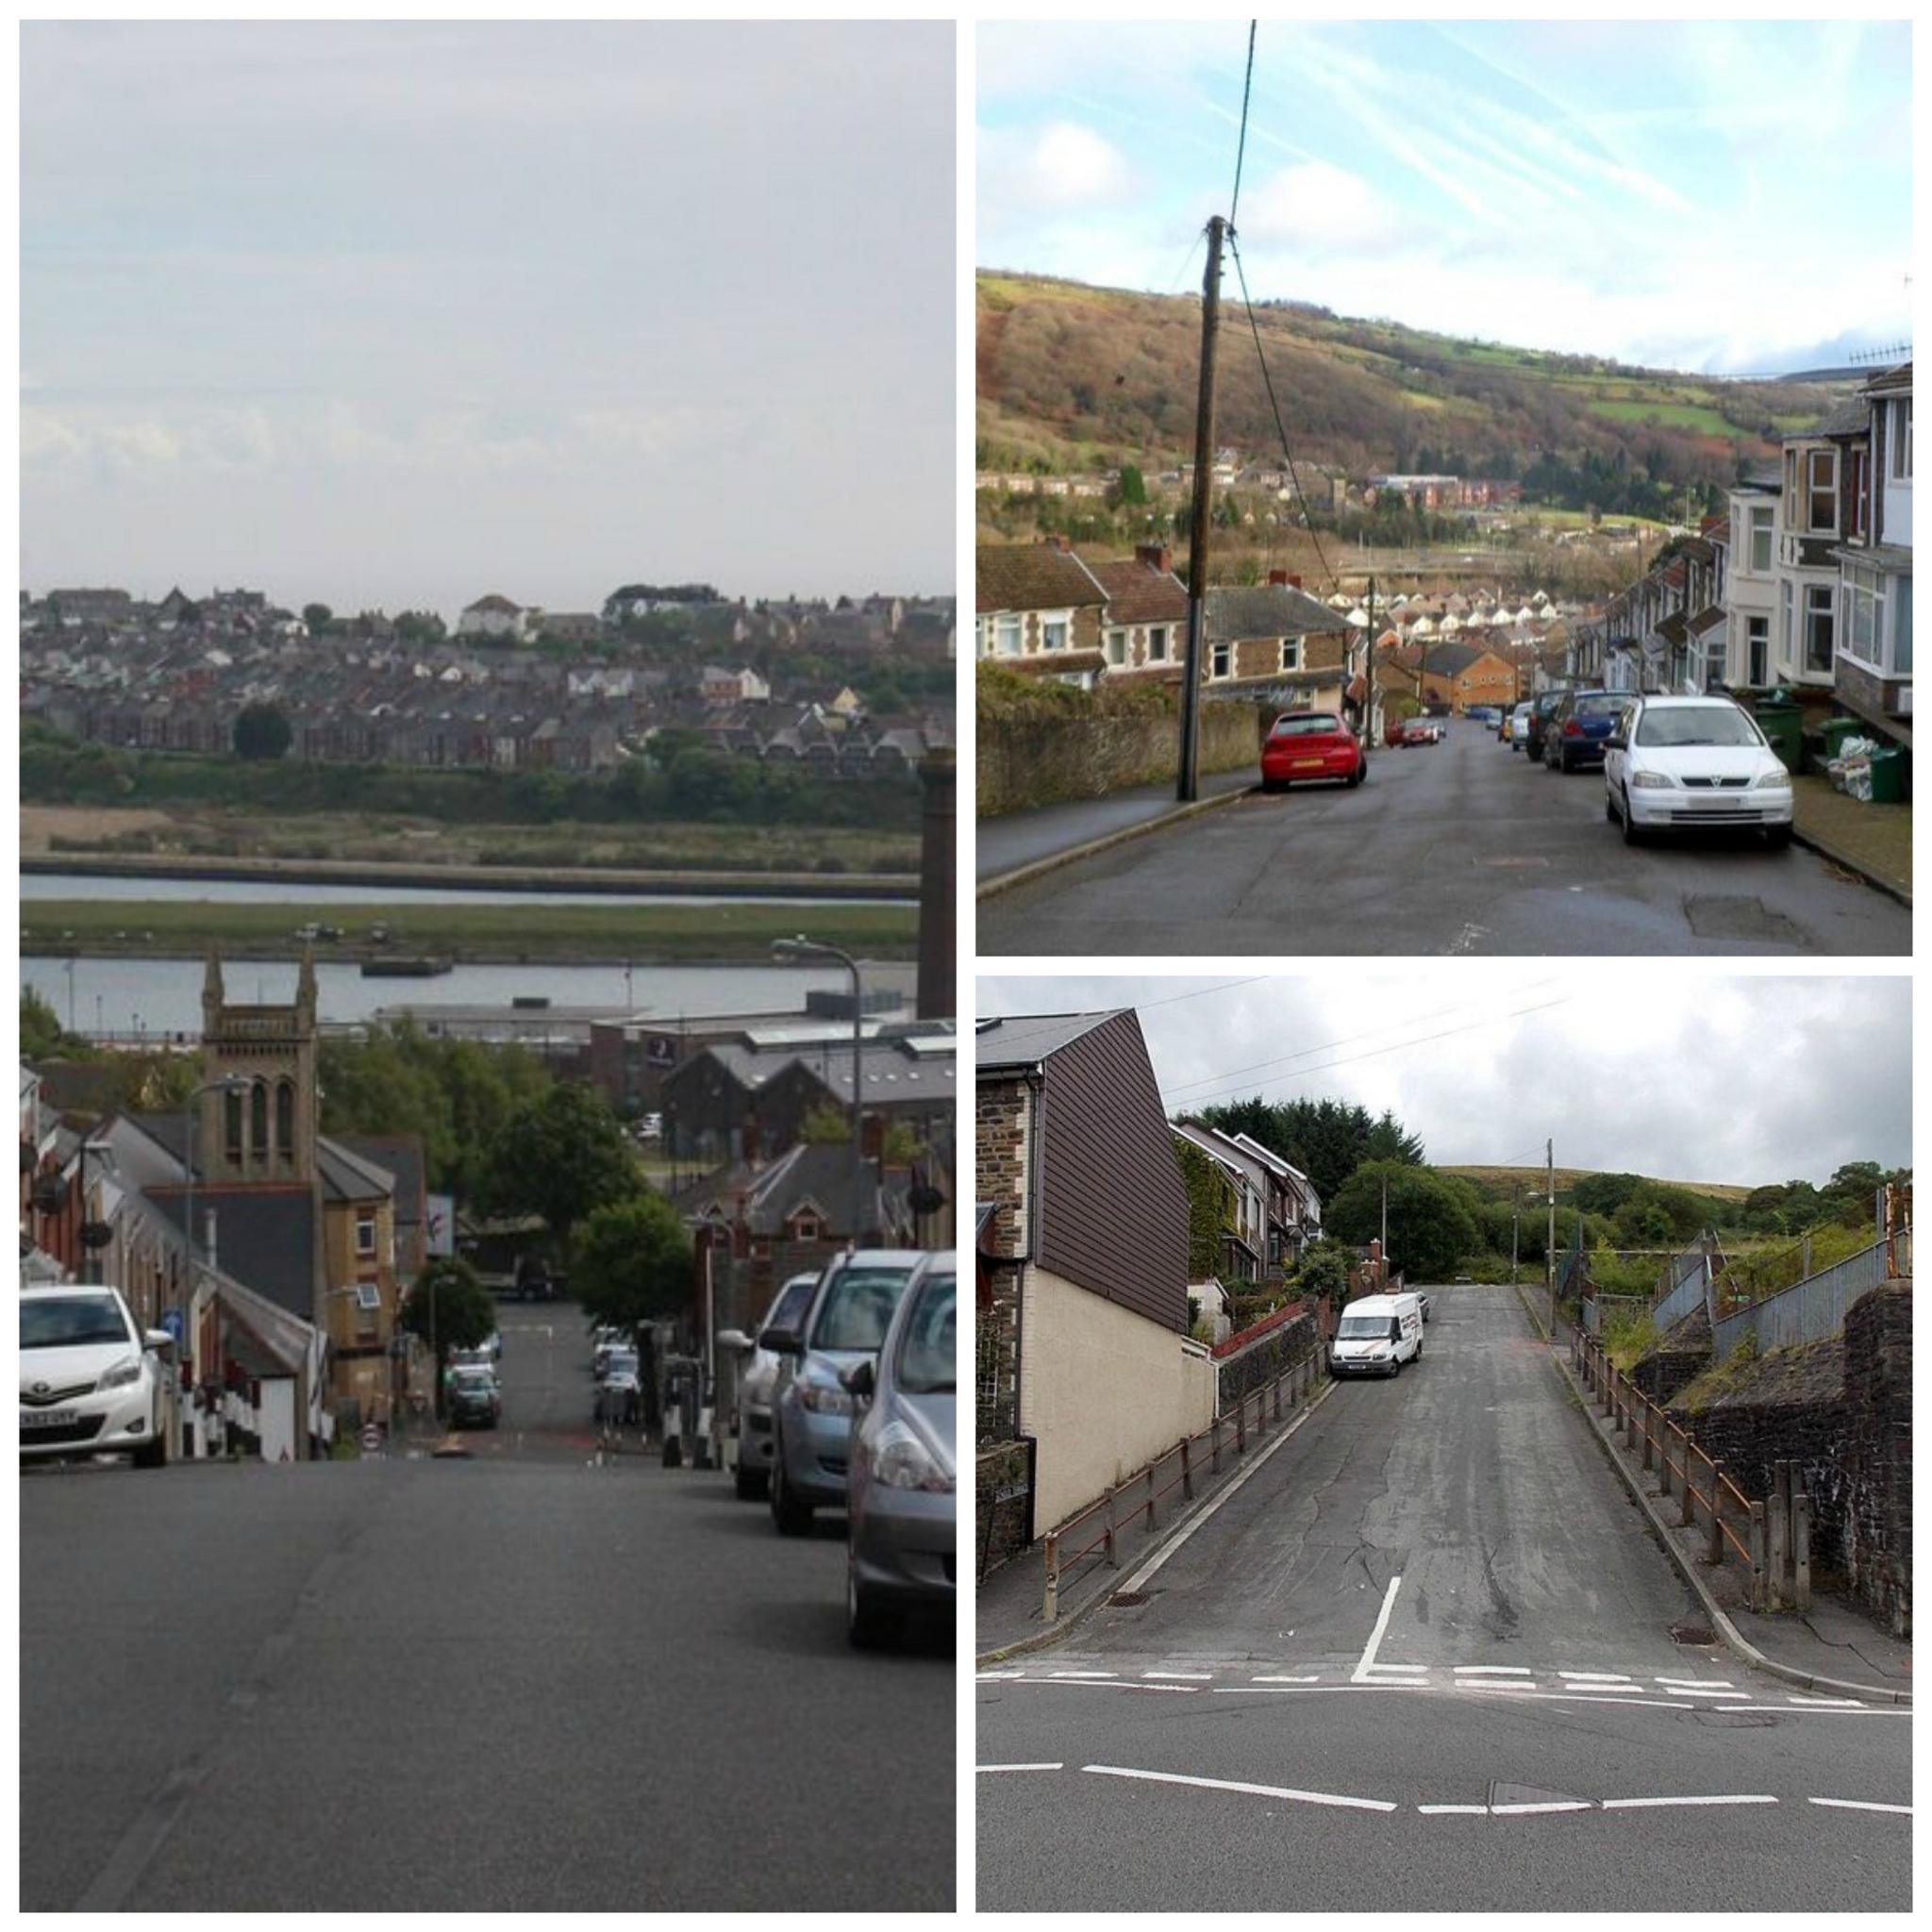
721 1270 820 1501
843 1252 956 1648
768 1249 924 1537
21 1286 179 1468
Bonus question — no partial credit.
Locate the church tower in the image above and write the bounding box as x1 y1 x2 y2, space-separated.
194 946 321 1184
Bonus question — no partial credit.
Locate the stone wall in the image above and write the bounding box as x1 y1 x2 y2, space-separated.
978 696 1267 817
1632 1305 1712 1406
1214 1307 1323 1411
1840 1282 1910 1635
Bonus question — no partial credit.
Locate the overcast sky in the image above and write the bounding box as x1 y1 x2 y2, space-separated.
978 974 1911 1191
979 18 1911 375
21 22 955 618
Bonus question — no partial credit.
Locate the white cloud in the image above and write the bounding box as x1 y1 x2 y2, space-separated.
982 119 1134 226
1238 160 1420 259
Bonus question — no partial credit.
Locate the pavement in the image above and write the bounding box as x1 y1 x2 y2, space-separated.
1790 774 1912 904
976 715 1913 955
975 1284 1911 1912
976 766 1254 884
21 1301 952 1911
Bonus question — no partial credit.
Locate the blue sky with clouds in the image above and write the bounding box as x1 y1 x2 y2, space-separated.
23 22 954 616
979 19 1912 375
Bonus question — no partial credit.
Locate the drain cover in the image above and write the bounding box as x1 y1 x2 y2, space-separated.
1669 1621 1717 1644
1108 1591 1148 1607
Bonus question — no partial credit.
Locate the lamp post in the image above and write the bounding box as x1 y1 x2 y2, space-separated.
770 935 865 1244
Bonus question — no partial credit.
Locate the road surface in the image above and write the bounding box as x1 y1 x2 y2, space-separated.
976 716 1910 956
976 1286 1910 1911
22 1301 952 1911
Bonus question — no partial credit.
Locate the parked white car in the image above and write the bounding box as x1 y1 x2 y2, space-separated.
1509 702 1533 748
1602 694 1793 848
20 1285 179 1467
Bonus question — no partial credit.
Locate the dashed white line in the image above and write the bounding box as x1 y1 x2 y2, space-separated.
1456 1679 1540 1691
1351 1574 1404 1684
1251 1674 1320 1684
1808 1797 1911 1815
1664 1687 1740 1699
1557 1672 1632 1683
1455 1666 1533 1676
1655 1676 1734 1689
1787 1695 1867 1708
1361 1663 1428 1674
1491 1801 1592 1815
1417 1803 1490 1816
1601 1794 1778 1810
1083 1764 1397 1813
1141 1671 1213 1680
976 1763 1062 1774
1049 1671 1118 1679
1000 1678 1196 1694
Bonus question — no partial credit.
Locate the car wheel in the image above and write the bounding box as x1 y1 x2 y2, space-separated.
1259 776 1279 794
847 1559 900 1651
1605 787 1620 823
132 1415 167 1470
770 1455 814 1537
734 1460 768 1502
1764 824 1792 851
1347 765 1362 788
1620 788 1645 846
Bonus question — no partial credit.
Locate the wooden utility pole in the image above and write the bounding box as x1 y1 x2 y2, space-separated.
1510 1181 1522 1285
1177 215 1226 803
1545 1138 1557 1336
1363 575 1377 766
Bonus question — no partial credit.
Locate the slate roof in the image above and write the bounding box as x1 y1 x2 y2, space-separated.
1206 583 1346 642
974 1010 1121 1072
142 1185 319 1323
975 544 1107 613
1086 556 1189 625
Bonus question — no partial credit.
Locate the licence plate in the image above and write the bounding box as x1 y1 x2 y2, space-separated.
1292 757 1325 770
22 1408 78 1429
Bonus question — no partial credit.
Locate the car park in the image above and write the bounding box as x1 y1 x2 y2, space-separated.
20 1285 179 1468
1522 690 1568 763
1328 1291 1424 1377
719 1269 822 1500
841 1251 956 1648
1543 689 1629 772
767 1248 924 1536
1259 710 1364 791
1603 693 1794 848
447 1365 502 1429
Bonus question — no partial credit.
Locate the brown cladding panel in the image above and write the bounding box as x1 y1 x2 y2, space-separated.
1037 1010 1189 1331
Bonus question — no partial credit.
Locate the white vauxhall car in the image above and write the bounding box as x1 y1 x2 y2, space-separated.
1603 694 1793 848
20 1286 179 1467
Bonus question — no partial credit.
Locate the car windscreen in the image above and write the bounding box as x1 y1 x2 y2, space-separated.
22 1296 131 1350
1634 705 1762 749
760 1276 816 1340
894 1270 956 1395
1272 714 1341 737
1335 1314 1388 1340
1574 694 1627 720
451 1370 495 1391
601 1353 638 1378
810 1265 914 1352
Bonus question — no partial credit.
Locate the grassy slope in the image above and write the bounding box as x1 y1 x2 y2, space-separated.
976 270 1845 480
1441 1163 1754 1203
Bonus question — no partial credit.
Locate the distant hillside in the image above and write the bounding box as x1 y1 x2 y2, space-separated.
977 271 1851 496
1441 1164 1754 1203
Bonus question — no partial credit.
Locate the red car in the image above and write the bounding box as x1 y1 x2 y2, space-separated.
1260 710 1364 791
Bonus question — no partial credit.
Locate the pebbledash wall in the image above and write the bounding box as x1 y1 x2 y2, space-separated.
977 698 1266 817
1020 1264 1216 1534
1665 1281 1910 1636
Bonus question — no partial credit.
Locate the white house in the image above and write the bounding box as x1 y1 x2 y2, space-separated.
458 593 529 642
1723 476 1782 691
1833 360 1912 727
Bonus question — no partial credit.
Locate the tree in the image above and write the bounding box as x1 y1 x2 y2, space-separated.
1326 1161 1479 1284
573 1192 692 1336
233 703 292 760
1196 1096 1424 1208
1117 463 1148 506
1290 1237 1354 1307
398 1257 497 1413
799 1102 852 1146
21 987 67 1060
480 1081 641 1249
302 603 334 634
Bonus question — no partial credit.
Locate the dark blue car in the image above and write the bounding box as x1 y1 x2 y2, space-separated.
1543 690 1631 772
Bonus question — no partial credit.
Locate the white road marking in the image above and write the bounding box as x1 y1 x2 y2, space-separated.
1456 1679 1540 1691
1455 1666 1533 1676
1787 1695 1867 1707
1361 1663 1428 1674
1002 1678 1196 1694
1416 1804 1490 1815
1109 1378 1339 1598
1490 1801 1593 1815
1251 1674 1320 1684
1083 1764 1397 1813
1351 1574 1404 1686
1141 1671 1213 1680
1656 1676 1734 1689
976 1763 1062 1774
1557 1672 1631 1683
1807 1797 1911 1815
1049 1671 1118 1679
1601 1794 1778 1810
1664 1687 1739 1699
975 1672 1023 1681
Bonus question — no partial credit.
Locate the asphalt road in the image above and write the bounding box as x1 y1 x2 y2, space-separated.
976 1287 1911 1911
22 1300 952 1911
977 716 1910 956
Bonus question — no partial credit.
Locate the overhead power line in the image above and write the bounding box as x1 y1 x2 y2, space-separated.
1228 21 1257 232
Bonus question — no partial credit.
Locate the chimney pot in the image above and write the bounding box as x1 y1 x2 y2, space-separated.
1135 543 1174 575
1268 569 1289 587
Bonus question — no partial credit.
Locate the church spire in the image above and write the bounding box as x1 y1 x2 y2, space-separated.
202 943 224 1029
296 944 318 1025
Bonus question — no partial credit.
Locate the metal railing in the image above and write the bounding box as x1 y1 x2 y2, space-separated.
1572 1327 1811 1611
1040 1344 1326 1622
1712 1234 1908 1362
1652 1250 1712 1330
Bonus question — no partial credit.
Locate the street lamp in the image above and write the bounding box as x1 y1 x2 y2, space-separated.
770 935 865 1244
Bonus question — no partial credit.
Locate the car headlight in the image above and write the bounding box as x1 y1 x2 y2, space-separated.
871 1419 955 1492
1754 767 1791 790
795 1374 854 1416
1630 771 1673 789
98 1354 143 1391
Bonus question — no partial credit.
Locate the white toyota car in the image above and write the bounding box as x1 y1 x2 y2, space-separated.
20 1285 179 1467
1603 694 1793 848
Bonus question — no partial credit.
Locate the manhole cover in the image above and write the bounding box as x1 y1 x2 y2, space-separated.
1669 1621 1717 1645
1108 1591 1148 1607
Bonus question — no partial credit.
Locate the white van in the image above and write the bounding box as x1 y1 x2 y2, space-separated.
1329 1292 1424 1378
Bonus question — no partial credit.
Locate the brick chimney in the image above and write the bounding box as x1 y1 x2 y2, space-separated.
1135 543 1173 574
1267 571 1304 590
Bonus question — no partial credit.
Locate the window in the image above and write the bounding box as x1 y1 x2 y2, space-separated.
1279 637 1301 672
1041 614 1069 652
1780 580 1794 672
1706 633 1726 691
1806 449 1837 532
1894 576 1912 675
994 614 1021 657
355 1282 381 1311
791 1213 821 1242
1843 565 1880 667
1893 397 1913 480
1803 584 1835 675
1105 627 1128 667
275 1080 294 1168
1209 641 1232 680
356 1215 376 1257
225 1087 244 1166
250 1081 268 1167
1847 446 1870 541
1748 505 1774 574
1747 615 1769 687
1147 625 1170 662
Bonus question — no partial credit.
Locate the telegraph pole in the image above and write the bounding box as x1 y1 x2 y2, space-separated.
1177 214 1226 803
1362 575 1377 766
1510 1181 1521 1285
1545 1139 1557 1336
